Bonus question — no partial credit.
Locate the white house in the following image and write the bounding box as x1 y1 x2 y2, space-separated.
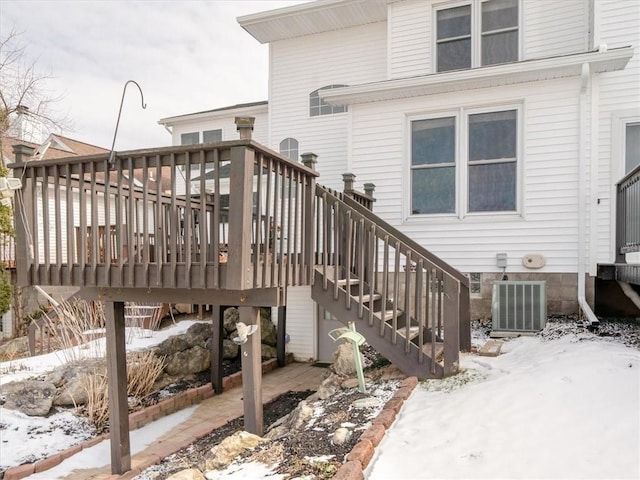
159 0 640 361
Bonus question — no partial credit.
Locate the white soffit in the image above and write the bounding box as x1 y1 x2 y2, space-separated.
238 0 389 44
320 47 635 105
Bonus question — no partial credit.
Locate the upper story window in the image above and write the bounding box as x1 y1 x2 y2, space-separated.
411 106 519 215
181 132 199 145
279 138 299 161
436 0 519 73
310 85 348 117
203 129 222 143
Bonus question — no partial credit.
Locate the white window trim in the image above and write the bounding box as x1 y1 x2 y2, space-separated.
432 0 522 74
405 102 523 221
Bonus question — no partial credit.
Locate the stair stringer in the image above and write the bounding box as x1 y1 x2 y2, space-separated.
312 271 445 379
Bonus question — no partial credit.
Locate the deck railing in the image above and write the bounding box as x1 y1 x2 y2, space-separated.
314 185 471 372
616 164 640 262
10 140 318 292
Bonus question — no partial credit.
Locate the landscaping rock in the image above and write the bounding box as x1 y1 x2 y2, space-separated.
332 427 352 445
155 335 190 357
46 359 106 407
223 308 239 333
2 380 56 416
331 343 363 376
261 344 277 359
260 310 277 346
222 339 239 359
201 431 264 471
164 345 211 376
186 322 212 347
166 468 206 480
308 374 339 401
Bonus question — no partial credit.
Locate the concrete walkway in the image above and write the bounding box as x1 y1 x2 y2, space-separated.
64 363 328 480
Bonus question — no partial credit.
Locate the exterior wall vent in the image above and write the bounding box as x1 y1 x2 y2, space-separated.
492 281 547 333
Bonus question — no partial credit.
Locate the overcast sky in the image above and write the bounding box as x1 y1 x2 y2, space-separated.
1 0 306 151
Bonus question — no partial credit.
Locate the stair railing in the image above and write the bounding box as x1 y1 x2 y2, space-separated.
315 185 470 375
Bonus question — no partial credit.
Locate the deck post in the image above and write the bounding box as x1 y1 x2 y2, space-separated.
442 277 460 377
276 306 286 367
458 282 471 352
105 301 131 474
227 145 255 290
211 305 224 394
239 305 263 436
11 144 35 287
301 153 318 281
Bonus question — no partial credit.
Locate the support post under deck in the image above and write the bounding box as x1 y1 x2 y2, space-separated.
211 305 225 394
277 306 286 367
105 301 131 474
240 306 263 436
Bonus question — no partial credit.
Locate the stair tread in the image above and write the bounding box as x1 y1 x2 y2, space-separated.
396 326 421 340
358 293 381 302
422 342 445 360
377 310 403 321
337 278 360 286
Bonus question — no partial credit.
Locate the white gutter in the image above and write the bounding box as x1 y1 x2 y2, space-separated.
578 62 599 326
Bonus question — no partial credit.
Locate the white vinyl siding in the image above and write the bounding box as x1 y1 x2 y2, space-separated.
270 21 387 190
593 0 640 266
349 77 582 274
388 0 588 79
275 286 315 361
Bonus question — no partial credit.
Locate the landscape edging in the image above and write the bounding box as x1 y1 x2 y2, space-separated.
332 376 419 480
2 358 280 480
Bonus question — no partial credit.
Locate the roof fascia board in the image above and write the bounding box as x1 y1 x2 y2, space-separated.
320 47 634 105
159 103 269 127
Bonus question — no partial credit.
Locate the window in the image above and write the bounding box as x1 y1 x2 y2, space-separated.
410 107 518 215
279 138 299 161
625 122 640 174
411 117 456 214
181 132 199 145
203 129 222 143
468 110 517 212
310 85 348 116
436 0 518 72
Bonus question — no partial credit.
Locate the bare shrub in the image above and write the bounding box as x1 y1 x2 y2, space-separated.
81 371 109 432
127 350 165 406
44 299 106 363
80 350 165 430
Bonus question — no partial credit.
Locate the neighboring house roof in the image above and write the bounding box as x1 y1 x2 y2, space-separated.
158 100 268 127
238 0 390 44
1 134 107 164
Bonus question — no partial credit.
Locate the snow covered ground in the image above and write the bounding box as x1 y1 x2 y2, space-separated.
367 328 640 480
1 319 639 479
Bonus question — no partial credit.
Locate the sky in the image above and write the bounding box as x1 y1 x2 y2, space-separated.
2 321 639 478
0 0 307 151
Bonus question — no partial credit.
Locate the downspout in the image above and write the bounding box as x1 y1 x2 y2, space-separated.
578 62 599 325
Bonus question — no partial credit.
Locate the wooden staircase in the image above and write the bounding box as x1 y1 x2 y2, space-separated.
311 185 470 379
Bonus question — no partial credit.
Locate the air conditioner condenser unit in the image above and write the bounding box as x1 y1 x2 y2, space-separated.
492 281 547 333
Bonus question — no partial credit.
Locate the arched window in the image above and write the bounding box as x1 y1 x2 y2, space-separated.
279 138 299 161
309 85 348 117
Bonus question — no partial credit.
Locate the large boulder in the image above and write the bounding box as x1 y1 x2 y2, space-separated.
201 431 264 471
222 339 239 360
261 344 277 359
164 345 211 376
260 310 277 347
223 308 239 333
186 322 212 347
330 343 364 376
45 359 106 407
155 335 190 357
2 380 56 416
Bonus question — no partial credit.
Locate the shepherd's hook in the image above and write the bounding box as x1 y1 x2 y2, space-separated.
108 80 147 165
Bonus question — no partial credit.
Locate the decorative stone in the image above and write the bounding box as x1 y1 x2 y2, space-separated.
341 377 371 390
260 309 277 347
332 427 352 445
201 431 264 471
166 468 206 480
223 307 239 333
284 400 313 431
164 345 211 376
222 339 239 359
261 344 277 359
330 343 364 376
185 322 212 347
352 397 380 409
2 380 56 416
